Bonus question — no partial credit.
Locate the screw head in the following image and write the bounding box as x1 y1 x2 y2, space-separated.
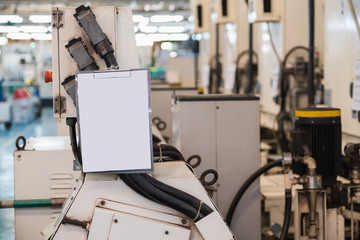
114 219 118 223
165 231 169 235
100 200 105 206
181 219 187 224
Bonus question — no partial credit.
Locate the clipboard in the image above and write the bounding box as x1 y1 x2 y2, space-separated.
75 69 153 173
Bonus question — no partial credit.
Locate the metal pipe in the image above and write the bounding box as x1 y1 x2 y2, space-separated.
0 199 65 208
308 0 315 107
248 23 253 94
215 23 221 93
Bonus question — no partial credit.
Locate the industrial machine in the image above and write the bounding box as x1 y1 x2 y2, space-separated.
5 5 236 240
172 94 261 239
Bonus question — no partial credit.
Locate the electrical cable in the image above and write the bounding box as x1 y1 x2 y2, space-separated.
140 173 213 216
153 150 185 161
233 50 258 93
124 173 205 221
226 159 282 225
267 22 281 63
279 189 292 240
118 174 159 203
66 117 82 167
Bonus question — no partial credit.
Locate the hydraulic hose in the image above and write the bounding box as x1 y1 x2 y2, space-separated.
66 117 82 166
125 174 205 221
141 173 213 216
153 150 185 161
119 174 158 203
153 144 183 155
226 159 282 225
279 189 292 240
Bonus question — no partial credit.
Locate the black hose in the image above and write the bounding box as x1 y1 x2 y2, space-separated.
153 150 185 161
282 46 308 68
66 117 82 166
141 173 213 216
279 189 292 240
125 174 204 221
248 23 254 94
226 159 282 225
153 144 183 155
119 174 158 203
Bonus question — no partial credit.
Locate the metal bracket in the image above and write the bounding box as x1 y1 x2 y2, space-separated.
52 10 64 29
54 96 66 114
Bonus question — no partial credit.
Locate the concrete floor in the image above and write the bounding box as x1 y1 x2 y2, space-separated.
0 107 57 240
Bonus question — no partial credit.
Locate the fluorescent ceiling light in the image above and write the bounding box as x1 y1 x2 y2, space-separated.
157 26 185 33
147 34 169 42
7 32 31 40
135 33 154 46
150 15 184 23
20 26 48 33
132 15 144 22
0 26 20 33
0 15 23 24
31 33 52 40
29 15 51 23
140 26 157 33
0 36 8 45
167 34 190 41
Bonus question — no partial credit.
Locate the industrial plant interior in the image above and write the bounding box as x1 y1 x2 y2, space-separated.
0 0 359 239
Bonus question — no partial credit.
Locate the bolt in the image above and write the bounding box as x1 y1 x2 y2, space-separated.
165 231 169 235
17 155 21 161
61 109 66 113
52 12 56 16
100 200 105 206
52 24 56 28
54 110 59 113
181 219 187 224
216 106 219 109
70 197 74 200
59 23 63 28
73 187 76 190
59 12 63 16
54 98 58 101
114 219 118 223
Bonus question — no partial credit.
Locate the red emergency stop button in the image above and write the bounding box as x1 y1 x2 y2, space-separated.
44 70 53 83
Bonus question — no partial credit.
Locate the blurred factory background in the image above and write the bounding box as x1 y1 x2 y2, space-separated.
0 0 359 240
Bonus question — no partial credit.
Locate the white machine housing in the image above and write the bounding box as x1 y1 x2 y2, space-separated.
151 86 198 144
215 0 237 23
172 94 261 239
42 162 235 240
248 0 282 23
51 6 139 120
190 0 211 33
14 136 81 240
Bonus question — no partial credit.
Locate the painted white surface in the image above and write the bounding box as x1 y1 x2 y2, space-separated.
324 0 360 138
76 70 152 173
257 0 324 119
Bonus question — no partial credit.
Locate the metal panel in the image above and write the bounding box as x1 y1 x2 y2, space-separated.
108 212 191 239
172 96 260 239
151 88 197 144
14 137 79 200
172 100 218 202
215 100 261 239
